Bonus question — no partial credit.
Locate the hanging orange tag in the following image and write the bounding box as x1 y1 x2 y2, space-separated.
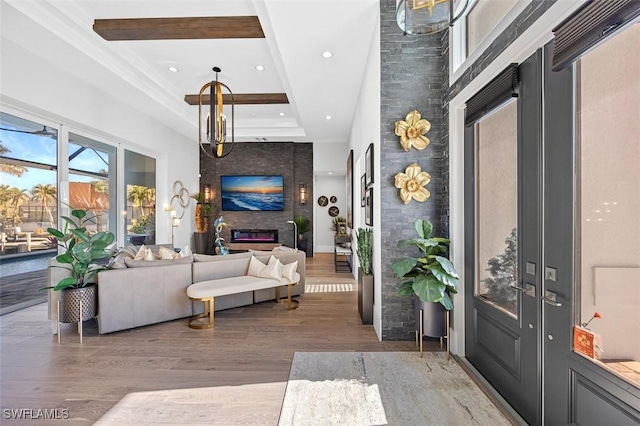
573 326 596 358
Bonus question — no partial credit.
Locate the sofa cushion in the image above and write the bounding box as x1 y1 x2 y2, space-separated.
108 252 132 269
144 248 156 261
120 243 139 258
159 246 180 260
133 244 147 260
194 251 253 262
124 257 192 268
281 260 298 281
247 255 282 281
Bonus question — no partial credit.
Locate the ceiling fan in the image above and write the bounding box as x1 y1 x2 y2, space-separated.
0 125 57 138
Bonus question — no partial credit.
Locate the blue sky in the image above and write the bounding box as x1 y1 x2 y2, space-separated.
1 130 107 191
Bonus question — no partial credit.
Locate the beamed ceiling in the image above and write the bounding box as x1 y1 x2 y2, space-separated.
1 0 380 152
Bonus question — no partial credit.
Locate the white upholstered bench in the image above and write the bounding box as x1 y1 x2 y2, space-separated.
186 272 300 329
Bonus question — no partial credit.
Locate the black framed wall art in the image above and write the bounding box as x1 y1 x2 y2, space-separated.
365 143 374 188
365 187 373 226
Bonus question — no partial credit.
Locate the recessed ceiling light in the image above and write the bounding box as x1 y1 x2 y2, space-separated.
279 112 285 116
325 115 332 120
328 172 333 175
322 51 333 59
168 66 178 73
255 65 265 71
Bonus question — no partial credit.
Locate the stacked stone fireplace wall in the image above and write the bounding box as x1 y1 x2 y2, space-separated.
199 142 313 256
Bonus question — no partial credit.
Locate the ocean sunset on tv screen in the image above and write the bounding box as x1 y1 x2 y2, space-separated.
220 175 284 211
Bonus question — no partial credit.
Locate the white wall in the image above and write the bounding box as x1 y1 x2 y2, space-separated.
313 176 347 253
313 142 349 253
348 14 381 339
0 38 198 249
313 142 349 175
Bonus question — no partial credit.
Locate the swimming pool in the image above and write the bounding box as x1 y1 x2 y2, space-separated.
0 251 56 278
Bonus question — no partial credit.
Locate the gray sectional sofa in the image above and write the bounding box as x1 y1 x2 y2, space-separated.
47 249 306 334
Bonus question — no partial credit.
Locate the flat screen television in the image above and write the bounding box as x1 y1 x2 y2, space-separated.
220 175 284 211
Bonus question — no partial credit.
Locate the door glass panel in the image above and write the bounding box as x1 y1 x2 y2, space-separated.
576 24 640 387
124 150 156 245
466 0 517 57
0 112 58 313
68 133 116 234
475 99 518 316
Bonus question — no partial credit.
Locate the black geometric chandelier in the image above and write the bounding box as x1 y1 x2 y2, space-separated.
198 66 235 158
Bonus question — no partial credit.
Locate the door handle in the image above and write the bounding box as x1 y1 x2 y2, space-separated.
543 290 562 307
510 283 535 296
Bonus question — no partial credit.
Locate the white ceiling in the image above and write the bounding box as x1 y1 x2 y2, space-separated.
1 0 379 145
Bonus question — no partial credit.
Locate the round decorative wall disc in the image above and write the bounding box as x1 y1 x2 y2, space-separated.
330 196 337 203
328 206 340 217
317 196 328 207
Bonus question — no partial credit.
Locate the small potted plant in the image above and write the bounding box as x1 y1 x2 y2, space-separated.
392 219 458 338
293 215 310 255
356 227 373 324
43 208 116 323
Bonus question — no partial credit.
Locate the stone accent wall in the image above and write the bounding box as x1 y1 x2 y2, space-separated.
380 0 446 340
199 142 313 256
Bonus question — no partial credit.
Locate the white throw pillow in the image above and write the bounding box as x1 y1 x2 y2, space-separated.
281 260 298 282
248 256 266 276
133 244 147 261
158 246 179 260
267 256 283 281
179 245 192 258
144 248 155 261
247 256 282 281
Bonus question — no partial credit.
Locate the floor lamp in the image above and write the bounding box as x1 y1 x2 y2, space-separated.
287 220 298 250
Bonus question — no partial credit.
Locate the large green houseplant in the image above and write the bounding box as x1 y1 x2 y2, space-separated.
392 219 458 310
45 208 115 323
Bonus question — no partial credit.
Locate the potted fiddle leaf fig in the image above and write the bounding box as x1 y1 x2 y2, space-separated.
356 227 373 324
392 219 458 337
43 208 116 323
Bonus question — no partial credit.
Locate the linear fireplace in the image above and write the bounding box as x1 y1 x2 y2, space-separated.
231 229 278 244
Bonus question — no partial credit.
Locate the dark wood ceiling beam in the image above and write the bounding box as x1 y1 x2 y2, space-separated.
184 93 289 105
93 16 264 41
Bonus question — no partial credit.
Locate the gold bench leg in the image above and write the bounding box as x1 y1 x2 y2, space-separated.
275 284 299 311
189 297 215 329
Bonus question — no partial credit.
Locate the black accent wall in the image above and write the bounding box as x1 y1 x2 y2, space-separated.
199 142 313 256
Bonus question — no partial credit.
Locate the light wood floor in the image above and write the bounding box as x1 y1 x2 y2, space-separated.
0 254 438 424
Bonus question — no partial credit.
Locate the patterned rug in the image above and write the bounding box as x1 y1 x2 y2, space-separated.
278 351 510 426
305 283 354 293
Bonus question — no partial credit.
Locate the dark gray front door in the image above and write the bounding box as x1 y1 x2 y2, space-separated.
466 41 640 425
464 50 542 425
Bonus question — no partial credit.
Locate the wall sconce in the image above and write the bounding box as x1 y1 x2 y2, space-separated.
203 184 211 203
299 184 307 205
165 181 191 247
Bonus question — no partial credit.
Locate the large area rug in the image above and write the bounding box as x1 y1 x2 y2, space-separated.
278 352 511 426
